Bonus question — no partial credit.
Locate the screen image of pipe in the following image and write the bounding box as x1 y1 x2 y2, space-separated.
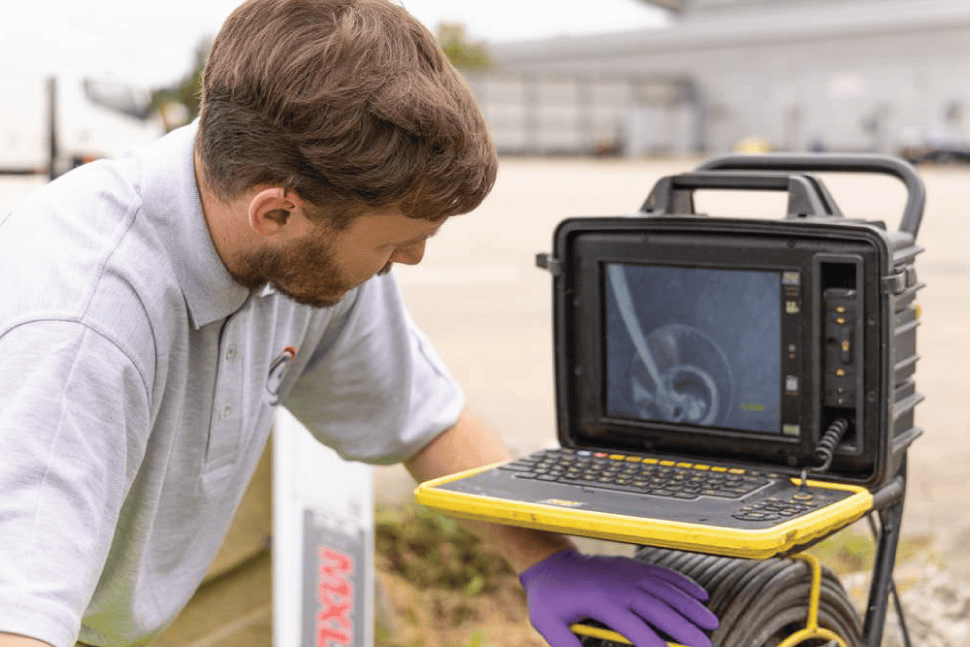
605 263 782 433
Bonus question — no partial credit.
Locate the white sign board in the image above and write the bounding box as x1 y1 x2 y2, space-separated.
273 408 374 647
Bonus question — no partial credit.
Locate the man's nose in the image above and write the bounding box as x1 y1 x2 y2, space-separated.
390 240 426 265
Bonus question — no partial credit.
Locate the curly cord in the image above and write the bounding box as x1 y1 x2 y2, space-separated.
814 417 850 472
801 417 851 488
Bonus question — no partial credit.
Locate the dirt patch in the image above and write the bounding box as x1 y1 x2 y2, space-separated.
374 505 546 647
377 571 545 647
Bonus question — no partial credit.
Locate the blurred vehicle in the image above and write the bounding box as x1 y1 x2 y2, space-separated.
898 128 970 165
733 136 772 154
0 73 166 179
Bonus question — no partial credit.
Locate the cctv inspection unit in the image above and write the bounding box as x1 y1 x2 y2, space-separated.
417 154 926 647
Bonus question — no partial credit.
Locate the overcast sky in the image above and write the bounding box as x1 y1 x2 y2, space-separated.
1 0 668 88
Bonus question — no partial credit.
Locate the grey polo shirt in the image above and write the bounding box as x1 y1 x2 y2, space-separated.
0 124 464 646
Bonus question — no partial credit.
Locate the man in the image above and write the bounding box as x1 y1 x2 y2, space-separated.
0 1 719 646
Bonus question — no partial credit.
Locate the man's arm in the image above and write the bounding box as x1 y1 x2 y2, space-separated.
403 409 575 573
0 322 152 647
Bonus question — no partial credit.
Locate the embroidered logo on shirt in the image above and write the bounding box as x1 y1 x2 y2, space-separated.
265 346 298 405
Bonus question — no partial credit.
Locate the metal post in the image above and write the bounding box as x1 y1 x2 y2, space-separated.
682 80 708 154
577 77 592 155
47 76 59 181
524 74 540 156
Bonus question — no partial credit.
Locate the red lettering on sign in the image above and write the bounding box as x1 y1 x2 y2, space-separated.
315 547 355 647
317 623 351 646
319 547 352 597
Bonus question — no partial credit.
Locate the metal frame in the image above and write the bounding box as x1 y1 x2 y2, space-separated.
861 469 909 647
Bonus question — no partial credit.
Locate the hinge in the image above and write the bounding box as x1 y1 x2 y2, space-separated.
881 271 906 295
535 253 562 276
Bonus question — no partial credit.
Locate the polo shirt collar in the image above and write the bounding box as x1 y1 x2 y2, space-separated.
139 121 251 328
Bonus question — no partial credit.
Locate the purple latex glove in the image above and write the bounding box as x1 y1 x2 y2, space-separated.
519 549 719 647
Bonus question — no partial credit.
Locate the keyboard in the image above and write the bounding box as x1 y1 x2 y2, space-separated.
417 447 872 555
499 448 772 501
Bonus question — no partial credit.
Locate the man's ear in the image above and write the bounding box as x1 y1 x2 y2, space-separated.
247 187 304 237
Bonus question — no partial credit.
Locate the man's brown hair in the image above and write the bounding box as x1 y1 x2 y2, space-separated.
196 0 497 228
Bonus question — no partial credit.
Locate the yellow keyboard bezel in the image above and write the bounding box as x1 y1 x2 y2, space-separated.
414 459 873 559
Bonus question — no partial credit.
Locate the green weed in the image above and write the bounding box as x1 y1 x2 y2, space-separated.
808 525 933 575
374 503 516 595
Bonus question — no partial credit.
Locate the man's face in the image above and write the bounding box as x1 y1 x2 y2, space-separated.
232 209 441 308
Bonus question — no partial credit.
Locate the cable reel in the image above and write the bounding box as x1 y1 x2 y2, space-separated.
576 548 862 647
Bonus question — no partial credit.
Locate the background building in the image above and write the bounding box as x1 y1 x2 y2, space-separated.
469 0 970 157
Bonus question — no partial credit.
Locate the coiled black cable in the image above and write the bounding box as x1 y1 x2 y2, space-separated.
579 547 863 647
813 417 850 472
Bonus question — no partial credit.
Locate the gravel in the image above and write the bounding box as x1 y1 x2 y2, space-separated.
843 564 970 647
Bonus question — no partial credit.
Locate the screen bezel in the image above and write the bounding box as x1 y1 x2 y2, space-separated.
554 221 835 469
549 215 892 485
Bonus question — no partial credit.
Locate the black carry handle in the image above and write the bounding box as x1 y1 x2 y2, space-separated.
642 171 844 221
696 153 926 239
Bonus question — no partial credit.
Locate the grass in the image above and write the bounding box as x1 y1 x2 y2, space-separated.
374 503 515 596
807 523 934 576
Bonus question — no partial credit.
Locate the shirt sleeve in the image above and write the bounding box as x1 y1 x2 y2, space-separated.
0 320 151 647
283 273 464 465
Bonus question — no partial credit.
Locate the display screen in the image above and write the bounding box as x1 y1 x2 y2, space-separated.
605 263 783 433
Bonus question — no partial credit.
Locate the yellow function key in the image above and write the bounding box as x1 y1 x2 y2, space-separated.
659 460 676 467
676 462 693 469
692 464 711 471
609 454 625 460
711 466 728 472
729 468 746 474
643 458 659 464
625 456 642 462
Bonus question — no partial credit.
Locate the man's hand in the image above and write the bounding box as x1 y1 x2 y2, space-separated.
518 549 719 647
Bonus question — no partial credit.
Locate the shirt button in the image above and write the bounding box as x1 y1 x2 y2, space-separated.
225 345 237 360
221 403 233 418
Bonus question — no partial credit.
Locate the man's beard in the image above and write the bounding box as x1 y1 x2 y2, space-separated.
230 231 392 309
